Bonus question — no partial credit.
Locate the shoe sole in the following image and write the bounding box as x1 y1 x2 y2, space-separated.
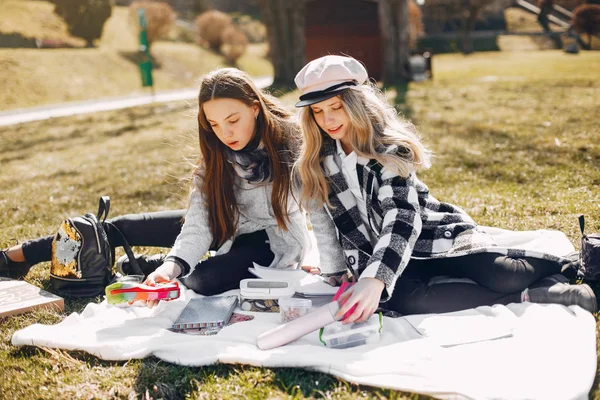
115 254 134 276
578 283 598 314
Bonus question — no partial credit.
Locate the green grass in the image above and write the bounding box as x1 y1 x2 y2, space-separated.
1 50 599 398
0 1 272 111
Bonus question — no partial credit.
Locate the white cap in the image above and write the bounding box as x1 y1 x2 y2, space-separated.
294 55 368 107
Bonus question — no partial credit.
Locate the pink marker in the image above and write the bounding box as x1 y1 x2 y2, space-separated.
256 301 340 350
333 281 356 321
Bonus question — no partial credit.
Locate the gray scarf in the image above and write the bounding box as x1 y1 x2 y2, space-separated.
224 133 271 184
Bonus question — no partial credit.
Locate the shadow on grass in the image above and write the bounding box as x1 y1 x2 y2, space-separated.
118 51 163 69
130 360 436 399
271 367 344 397
384 82 413 120
270 367 434 399
134 357 202 399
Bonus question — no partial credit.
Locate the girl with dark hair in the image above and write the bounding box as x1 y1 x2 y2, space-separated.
1 68 321 301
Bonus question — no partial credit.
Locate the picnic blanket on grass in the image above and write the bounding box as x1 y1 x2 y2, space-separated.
12 229 598 400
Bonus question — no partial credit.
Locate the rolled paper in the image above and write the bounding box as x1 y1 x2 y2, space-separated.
257 301 339 350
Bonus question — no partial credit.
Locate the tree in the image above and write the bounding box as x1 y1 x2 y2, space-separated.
572 4 600 49
52 0 112 47
195 10 233 51
421 0 497 54
409 0 424 50
378 0 412 83
259 0 306 87
537 0 554 33
259 0 415 86
220 25 249 64
129 2 176 47
168 0 211 19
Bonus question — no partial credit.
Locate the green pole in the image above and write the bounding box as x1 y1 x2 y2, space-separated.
138 8 154 90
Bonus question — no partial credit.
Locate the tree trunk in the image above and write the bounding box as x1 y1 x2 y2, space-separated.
261 0 306 88
378 0 411 85
461 6 478 54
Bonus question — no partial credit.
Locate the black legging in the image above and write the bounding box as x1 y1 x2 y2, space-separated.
387 252 563 315
21 210 273 296
22 212 563 310
21 210 188 265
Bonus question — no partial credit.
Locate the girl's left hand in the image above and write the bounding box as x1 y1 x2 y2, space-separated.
335 278 385 324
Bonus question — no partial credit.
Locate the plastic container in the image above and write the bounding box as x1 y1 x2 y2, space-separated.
116 275 144 283
319 313 382 349
239 279 295 312
279 297 312 323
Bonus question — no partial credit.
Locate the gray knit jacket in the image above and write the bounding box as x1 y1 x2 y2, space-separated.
165 176 343 275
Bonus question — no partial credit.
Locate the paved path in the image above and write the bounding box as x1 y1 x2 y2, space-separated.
0 76 274 127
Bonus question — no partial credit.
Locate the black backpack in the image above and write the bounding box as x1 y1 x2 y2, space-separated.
50 196 141 297
579 215 600 281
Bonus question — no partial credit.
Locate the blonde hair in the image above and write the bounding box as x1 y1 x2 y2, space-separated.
295 83 431 208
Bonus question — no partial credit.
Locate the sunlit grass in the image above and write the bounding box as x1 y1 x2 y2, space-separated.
0 2 271 111
1 50 599 398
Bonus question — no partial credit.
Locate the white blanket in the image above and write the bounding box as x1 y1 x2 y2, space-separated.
12 229 598 399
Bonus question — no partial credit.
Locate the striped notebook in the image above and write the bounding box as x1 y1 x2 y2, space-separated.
171 296 238 330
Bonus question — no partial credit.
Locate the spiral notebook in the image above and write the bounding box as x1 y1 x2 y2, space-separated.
171 296 238 330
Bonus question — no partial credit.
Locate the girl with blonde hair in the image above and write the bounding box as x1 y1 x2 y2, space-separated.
294 55 596 321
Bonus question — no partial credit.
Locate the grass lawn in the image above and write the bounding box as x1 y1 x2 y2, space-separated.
0 1 272 111
1 50 599 398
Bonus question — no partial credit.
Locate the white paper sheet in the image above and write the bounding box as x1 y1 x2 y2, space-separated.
249 263 338 296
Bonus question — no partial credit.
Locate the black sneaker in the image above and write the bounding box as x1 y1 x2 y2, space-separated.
116 253 166 277
560 251 584 280
0 250 32 280
527 274 597 314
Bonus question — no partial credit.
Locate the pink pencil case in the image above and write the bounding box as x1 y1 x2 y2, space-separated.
105 281 180 305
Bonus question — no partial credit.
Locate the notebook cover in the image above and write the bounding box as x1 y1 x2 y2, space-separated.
0 278 64 318
171 296 238 330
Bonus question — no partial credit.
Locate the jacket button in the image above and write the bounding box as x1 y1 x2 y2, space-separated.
444 230 452 238
347 256 356 265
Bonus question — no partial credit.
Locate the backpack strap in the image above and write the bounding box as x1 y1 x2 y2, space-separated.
106 222 145 277
97 196 111 222
579 215 586 237
95 195 144 276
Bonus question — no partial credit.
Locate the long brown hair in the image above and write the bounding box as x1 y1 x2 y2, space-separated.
195 68 298 248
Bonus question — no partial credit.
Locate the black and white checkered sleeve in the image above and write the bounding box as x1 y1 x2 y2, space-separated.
360 171 422 302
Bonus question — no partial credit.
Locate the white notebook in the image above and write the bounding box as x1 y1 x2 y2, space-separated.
248 263 338 296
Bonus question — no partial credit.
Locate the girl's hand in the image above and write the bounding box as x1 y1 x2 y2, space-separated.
335 278 385 324
142 262 181 308
301 266 354 287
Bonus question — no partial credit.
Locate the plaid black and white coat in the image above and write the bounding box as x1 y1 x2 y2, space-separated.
309 137 566 302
